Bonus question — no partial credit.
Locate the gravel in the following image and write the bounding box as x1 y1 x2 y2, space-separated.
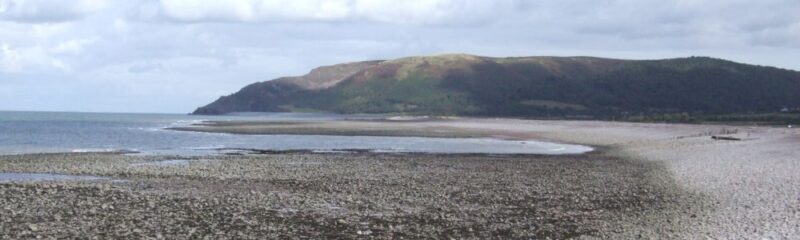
445 119 800 238
0 151 694 239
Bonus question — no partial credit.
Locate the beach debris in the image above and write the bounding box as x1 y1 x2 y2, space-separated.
678 128 740 139
711 136 741 141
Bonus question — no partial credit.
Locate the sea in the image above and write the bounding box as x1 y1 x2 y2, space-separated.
0 111 592 155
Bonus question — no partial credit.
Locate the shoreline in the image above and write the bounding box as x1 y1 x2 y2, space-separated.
2 118 798 238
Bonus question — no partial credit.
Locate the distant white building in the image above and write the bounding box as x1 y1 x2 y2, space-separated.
781 107 789 112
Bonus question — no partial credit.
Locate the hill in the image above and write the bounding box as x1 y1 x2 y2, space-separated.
193 54 800 118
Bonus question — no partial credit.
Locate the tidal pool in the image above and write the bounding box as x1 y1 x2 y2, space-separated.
0 173 108 183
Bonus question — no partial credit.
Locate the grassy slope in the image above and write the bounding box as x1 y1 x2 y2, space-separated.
194 55 800 118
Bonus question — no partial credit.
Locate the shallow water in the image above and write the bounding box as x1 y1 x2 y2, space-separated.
0 173 108 183
0 111 592 155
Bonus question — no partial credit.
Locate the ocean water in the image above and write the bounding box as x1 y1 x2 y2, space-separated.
0 111 592 155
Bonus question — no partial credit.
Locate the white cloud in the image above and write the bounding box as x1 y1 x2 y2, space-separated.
0 43 21 71
353 0 513 25
0 21 94 73
0 0 108 23
156 0 350 22
0 44 68 73
51 38 98 54
152 0 518 25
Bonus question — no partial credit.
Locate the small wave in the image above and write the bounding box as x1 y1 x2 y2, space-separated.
128 126 165 133
550 147 567 151
370 148 407 153
159 119 209 130
312 150 350 153
143 127 163 132
385 116 430 121
71 148 137 154
185 145 227 150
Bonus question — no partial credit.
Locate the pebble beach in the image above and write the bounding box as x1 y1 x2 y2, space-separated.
2 118 798 239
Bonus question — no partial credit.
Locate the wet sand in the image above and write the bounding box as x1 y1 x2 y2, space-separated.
2 118 798 238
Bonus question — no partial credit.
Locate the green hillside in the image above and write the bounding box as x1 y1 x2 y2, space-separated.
193 54 800 118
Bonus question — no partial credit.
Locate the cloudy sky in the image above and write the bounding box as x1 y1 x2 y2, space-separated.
1 0 798 113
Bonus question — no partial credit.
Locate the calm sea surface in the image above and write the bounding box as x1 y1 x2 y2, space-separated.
0 111 591 155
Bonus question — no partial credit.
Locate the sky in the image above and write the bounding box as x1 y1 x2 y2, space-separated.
1 0 799 113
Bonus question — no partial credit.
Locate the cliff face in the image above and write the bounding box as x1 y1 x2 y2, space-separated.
194 54 800 117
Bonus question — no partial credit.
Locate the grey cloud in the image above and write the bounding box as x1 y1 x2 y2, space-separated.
0 0 107 23
142 0 525 27
748 24 800 48
127 62 164 73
